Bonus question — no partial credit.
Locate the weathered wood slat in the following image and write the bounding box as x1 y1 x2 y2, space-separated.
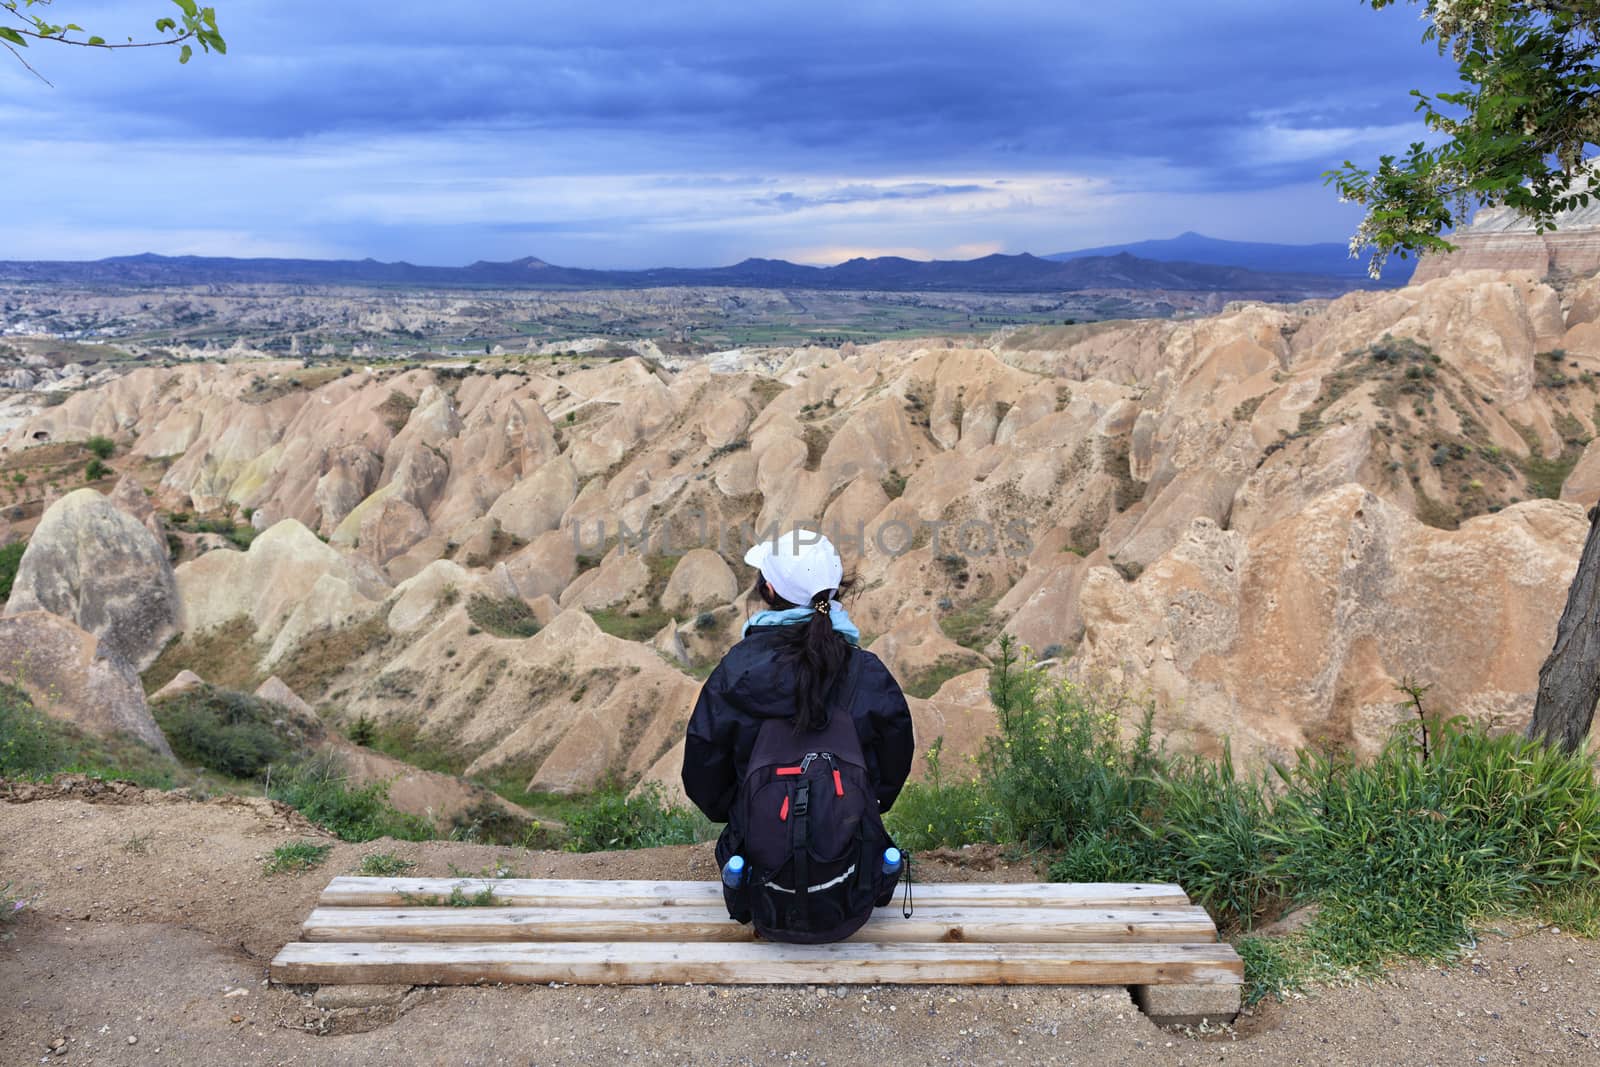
270 940 1245 987
301 905 1220 945
317 877 1192 910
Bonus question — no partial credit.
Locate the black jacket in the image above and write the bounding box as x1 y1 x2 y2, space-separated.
681 626 915 823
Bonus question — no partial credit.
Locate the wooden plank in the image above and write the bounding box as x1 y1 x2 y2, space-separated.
317 878 1192 910
271 940 1244 987
301 906 1220 945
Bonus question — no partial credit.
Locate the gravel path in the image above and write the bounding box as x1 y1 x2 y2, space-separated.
2 784 1597 1065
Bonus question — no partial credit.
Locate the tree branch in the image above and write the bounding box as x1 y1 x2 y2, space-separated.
1 36 50 86
11 28 197 49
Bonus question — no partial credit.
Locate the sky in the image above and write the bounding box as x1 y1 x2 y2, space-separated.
1 0 1461 267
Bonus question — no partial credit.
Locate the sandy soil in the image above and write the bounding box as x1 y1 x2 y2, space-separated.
2 779 1598 1066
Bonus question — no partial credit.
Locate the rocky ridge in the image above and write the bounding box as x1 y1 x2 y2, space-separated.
1411 192 1600 283
3 268 1596 799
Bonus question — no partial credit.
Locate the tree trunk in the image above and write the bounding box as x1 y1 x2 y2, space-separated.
1528 502 1600 753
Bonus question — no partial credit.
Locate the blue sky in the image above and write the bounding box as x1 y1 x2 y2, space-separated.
2 0 1458 267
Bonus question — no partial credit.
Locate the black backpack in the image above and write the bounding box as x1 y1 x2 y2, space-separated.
716 654 900 943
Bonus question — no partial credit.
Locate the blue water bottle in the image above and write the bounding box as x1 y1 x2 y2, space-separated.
882 847 902 877
722 854 747 889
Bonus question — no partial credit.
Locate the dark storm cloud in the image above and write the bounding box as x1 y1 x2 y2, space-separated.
21 0 1454 182
0 0 1462 264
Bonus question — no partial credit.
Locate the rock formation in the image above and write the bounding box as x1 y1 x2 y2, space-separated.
1410 191 1600 283
4 488 182 671
2 265 1594 782
661 549 739 614
175 519 389 668
1074 487 1585 762
0 611 171 755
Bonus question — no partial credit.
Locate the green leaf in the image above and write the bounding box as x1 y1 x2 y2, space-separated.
179 42 192 64
154 17 176 33
86 35 104 45
0 26 27 47
172 0 199 18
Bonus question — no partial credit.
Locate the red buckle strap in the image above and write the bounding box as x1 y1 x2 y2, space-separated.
779 795 790 821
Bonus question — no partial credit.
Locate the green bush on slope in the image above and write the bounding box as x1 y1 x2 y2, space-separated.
890 637 1600 1004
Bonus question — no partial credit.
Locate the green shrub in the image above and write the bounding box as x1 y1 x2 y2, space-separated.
0 683 176 787
563 782 707 852
0 541 24 602
350 713 380 748
268 752 435 843
981 650 1162 851
83 458 110 482
1234 934 1330 1006
976 640 1283 931
885 737 994 851
84 435 115 460
0 682 56 777
447 797 547 848
1126 749 1280 931
264 841 333 876
348 713 377 747
152 687 293 779
467 594 541 639
963 637 1600 1002
938 597 1001 652
1263 718 1600 970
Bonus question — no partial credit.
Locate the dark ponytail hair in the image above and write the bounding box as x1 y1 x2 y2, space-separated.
756 574 855 731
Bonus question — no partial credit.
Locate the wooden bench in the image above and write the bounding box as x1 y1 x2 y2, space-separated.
270 877 1243 1026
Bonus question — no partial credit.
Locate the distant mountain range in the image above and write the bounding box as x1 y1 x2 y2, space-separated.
0 238 1397 295
1047 231 1373 280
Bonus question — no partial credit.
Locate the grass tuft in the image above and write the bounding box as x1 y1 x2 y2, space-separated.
1537 882 1600 938
357 851 417 877
400 883 503 907
264 841 333 876
588 608 673 642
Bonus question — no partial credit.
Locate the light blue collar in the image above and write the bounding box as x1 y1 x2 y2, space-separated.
742 602 861 645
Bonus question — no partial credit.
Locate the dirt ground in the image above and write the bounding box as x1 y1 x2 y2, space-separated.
2 779 1599 1066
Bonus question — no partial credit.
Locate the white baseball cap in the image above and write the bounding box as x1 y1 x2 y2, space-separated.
743 529 844 607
